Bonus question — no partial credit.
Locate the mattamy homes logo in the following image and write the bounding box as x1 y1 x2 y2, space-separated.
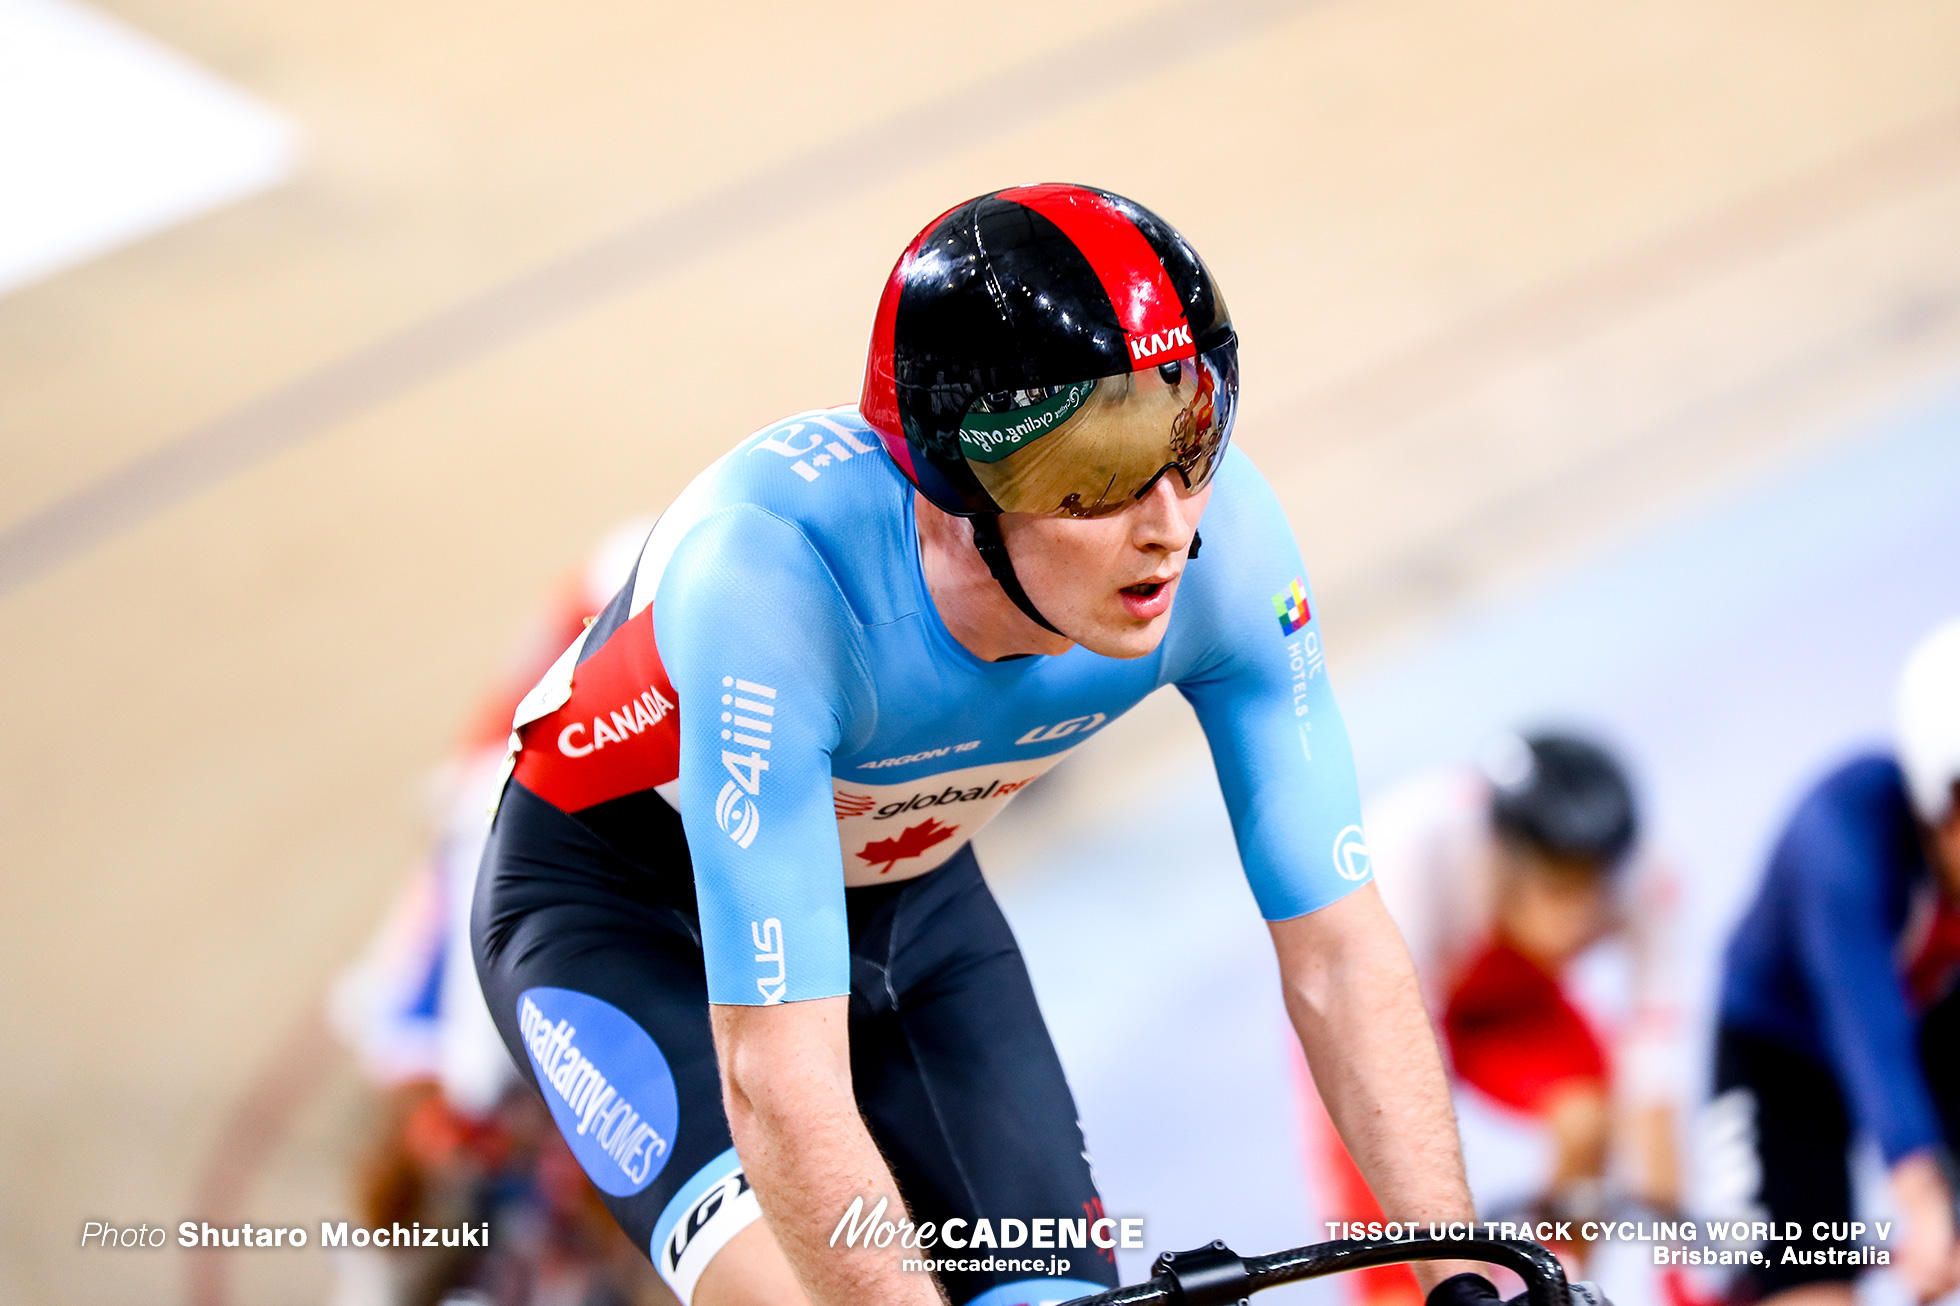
517 988 679 1195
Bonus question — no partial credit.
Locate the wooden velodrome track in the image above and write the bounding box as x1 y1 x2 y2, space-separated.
5 1 1960 1300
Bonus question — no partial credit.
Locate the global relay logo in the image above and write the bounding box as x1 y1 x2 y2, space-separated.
1273 578 1311 635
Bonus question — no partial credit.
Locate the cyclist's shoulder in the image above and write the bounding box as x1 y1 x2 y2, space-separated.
1159 446 1310 674
1194 443 1288 537
1790 751 1910 830
1773 750 1918 883
646 407 919 621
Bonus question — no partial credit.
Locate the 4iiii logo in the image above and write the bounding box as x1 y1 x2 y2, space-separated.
715 677 776 849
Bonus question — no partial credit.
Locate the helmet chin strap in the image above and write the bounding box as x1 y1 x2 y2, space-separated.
967 516 1206 641
968 513 1063 636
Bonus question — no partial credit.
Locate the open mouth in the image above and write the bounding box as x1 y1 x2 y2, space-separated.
1117 575 1177 621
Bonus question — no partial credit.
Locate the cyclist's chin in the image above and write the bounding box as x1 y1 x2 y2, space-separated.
1062 593 1178 659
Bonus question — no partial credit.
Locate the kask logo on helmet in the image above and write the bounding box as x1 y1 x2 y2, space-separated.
1128 324 1193 364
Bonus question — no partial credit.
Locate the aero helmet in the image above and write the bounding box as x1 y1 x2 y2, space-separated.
1481 731 1640 869
861 184 1237 632
1897 618 1960 824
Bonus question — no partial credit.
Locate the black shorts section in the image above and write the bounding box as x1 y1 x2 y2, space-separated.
1716 991 1960 1296
1918 984 1960 1147
1714 1025 1855 1293
473 779 722 1253
473 779 1118 1304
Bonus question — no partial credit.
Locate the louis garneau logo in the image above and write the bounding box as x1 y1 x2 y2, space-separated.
830 1196 1143 1253
1332 824 1372 882
1016 713 1106 746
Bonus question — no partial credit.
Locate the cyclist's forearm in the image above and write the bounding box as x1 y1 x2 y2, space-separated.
712 1000 942 1306
1270 887 1476 1289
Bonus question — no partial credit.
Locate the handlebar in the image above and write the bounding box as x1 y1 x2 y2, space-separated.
1062 1234 1570 1306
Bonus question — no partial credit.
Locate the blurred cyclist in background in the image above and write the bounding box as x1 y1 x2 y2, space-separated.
1307 730 1683 1306
330 522 667 1306
1708 618 1960 1306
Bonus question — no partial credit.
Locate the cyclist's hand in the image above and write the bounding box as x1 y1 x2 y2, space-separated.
1892 1152 1960 1304
1425 1272 1508 1306
1424 1272 1613 1306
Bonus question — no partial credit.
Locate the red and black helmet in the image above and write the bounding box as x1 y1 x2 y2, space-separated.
861 184 1237 521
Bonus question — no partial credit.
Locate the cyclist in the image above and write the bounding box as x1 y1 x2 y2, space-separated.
1307 733 1682 1305
471 185 1488 1306
331 520 661 1306
1709 618 1960 1306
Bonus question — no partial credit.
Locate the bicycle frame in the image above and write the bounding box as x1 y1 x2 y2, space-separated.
1062 1234 1570 1306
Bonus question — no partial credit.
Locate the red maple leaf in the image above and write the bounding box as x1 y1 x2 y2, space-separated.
856 818 957 873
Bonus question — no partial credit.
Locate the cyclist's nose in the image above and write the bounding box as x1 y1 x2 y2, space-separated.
1130 474 1197 555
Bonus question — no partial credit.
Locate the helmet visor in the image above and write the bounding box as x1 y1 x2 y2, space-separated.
956 337 1238 518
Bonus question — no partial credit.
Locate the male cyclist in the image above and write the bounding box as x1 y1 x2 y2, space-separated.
472 186 1486 1306
332 520 660 1305
1308 733 1682 1306
1711 619 1960 1306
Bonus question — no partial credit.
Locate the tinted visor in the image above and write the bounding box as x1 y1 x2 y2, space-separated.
957 337 1238 518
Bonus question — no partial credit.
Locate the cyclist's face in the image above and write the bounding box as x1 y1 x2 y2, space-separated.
1000 473 1210 659
1934 790 1960 897
1494 848 1612 967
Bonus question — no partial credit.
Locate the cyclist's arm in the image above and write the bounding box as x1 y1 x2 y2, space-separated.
1788 803 1955 1299
1790 810 1944 1167
1165 453 1475 1279
713 999 937 1306
657 507 931 1306
1271 887 1477 1290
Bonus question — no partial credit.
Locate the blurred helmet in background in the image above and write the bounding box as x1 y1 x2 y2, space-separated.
1897 617 1960 824
1481 730 1639 869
